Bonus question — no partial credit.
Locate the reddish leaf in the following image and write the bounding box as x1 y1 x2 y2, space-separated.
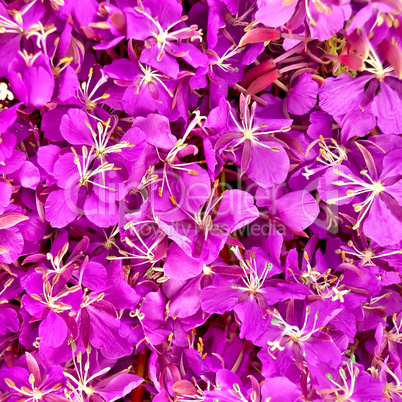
347 32 369 57
172 380 198 396
246 69 281 96
226 235 245 249
241 59 276 88
339 54 364 71
239 28 281 47
378 39 402 79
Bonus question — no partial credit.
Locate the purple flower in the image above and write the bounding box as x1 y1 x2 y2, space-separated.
208 94 291 187
63 348 143 402
159 187 259 264
104 59 176 117
125 0 206 78
255 0 352 41
0 352 68 402
318 148 402 247
8 52 54 108
201 247 311 340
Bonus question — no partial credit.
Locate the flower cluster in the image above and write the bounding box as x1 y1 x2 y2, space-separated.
0 0 401 401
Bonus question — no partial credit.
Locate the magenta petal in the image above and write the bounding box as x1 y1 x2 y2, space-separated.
246 142 289 187
234 296 266 340
386 181 402 205
241 140 252 176
0 306 19 334
95 373 143 402
0 227 24 264
104 59 140 81
16 161 40 189
167 277 202 318
39 311 68 347
372 82 402 134
140 291 171 345
41 107 68 141
59 66 79 101
307 111 333 140
45 189 79 228
37 145 61 176
214 189 259 232
0 181 12 214
319 74 370 117
287 73 318 115
303 336 342 369
140 46 179 79
60 109 93 145
164 243 203 280
81 261 108 291
200 276 242 314
24 67 54 107
84 193 119 228
363 197 402 247
255 0 297 27
261 377 301 402
0 149 25 175
87 304 132 358
53 153 81 189
276 190 319 232
340 107 376 142
131 114 176 150
309 1 351 41
8 71 28 105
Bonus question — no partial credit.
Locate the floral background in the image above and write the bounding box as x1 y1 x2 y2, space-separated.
0 0 401 401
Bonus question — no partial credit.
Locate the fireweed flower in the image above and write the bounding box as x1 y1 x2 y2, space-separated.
377 360 402 400
20 269 83 352
63 345 143 402
8 51 54 108
320 34 402 135
334 236 402 269
190 37 252 108
147 113 212 223
209 94 291 187
255 0 352 41
297 134 349 184
314 357 383 401
1 0 402 400
158 186 259 264
287 250 352 303
76 67 110 112
44 146 119 228
319 148 402 247
104 59 176 117
125 0 206 77
60 107 145 183
0 0 49 77
255 300 343 373
0 352 68 402
200 247 310 341
43 130 144 229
